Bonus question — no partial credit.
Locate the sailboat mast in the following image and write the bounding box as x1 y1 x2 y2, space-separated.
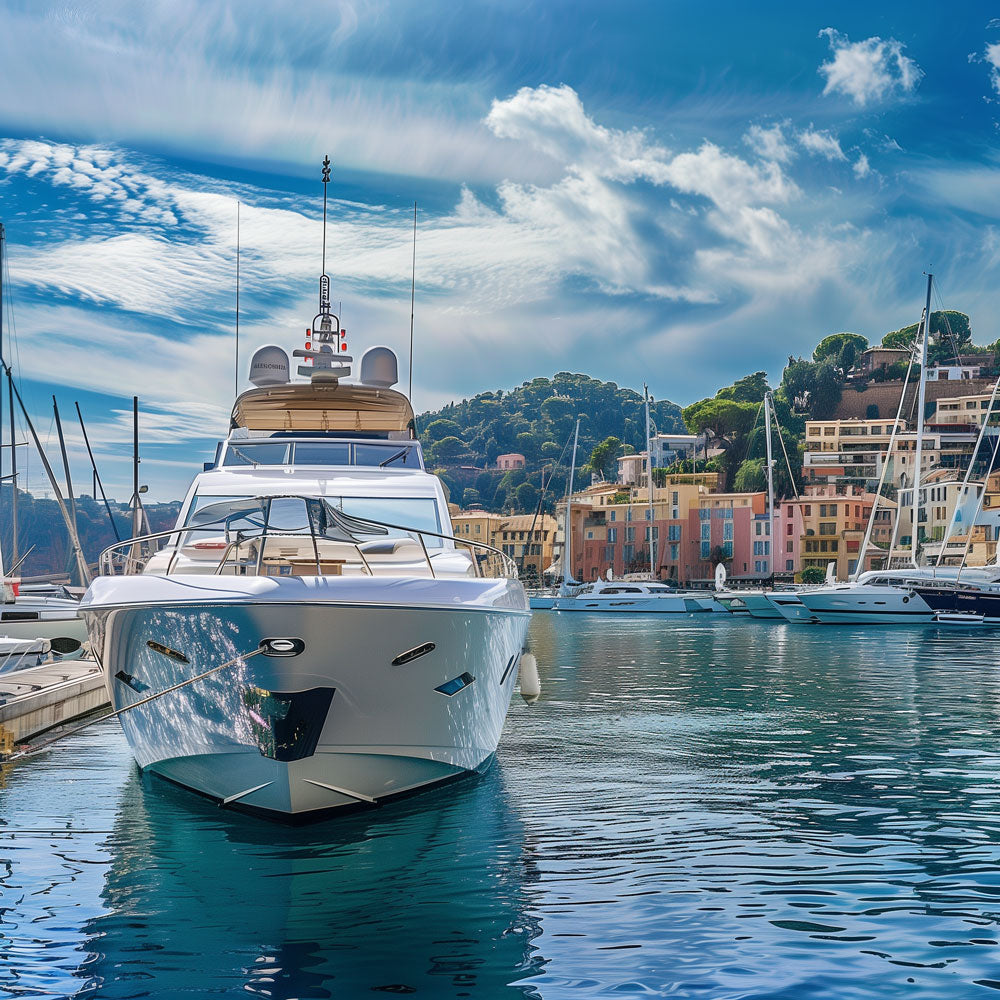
764 391 775 580
562 419 580 590
645 385 655 578
911 273 933 568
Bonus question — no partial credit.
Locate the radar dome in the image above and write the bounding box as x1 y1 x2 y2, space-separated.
249 346 290 387
360 347 399 388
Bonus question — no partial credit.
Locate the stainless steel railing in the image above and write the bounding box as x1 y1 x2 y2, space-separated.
98 504 519 581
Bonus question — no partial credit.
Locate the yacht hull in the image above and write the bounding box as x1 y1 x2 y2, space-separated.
552 594 707 614
796 585 934 625
81 575 530 819
765 592 814 623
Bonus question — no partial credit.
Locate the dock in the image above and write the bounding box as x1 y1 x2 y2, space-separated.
0 658 108 750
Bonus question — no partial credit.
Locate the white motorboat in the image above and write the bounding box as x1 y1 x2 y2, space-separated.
795 579 935 625
78 170 530 821
0 588 86 649
552 577 710 614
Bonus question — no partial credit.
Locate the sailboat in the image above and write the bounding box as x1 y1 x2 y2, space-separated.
550 391 719 614
0 223 87 662
529 420 579 611
714 389 786 619
796 274 943 625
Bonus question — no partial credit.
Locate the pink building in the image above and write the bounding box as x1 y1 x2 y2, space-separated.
496 453 526 471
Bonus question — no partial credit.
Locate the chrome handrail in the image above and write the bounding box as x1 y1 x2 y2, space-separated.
97 504 519 581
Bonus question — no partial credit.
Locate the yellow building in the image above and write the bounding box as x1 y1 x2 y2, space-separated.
497 514 558 583
450 510 557 583
934 392 996 426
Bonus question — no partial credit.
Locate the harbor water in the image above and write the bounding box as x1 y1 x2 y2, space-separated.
4 614 1000 997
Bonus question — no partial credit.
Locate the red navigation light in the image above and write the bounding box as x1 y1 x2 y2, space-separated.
341 328 346 338
341 342 347 351
305 342 311 350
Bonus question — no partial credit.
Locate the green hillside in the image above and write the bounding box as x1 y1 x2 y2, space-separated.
417 372 685 513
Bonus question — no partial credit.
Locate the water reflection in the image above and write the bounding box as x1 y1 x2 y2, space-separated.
8 615 1000 998
75 768 543 998
510 616 1000 997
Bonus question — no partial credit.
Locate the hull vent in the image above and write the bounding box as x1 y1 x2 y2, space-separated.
392 642 436 666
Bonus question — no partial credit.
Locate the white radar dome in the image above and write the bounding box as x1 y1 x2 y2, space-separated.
359 346 399 388
249 346 290 387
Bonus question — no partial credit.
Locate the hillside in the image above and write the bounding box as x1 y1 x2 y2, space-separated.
417 372 685 513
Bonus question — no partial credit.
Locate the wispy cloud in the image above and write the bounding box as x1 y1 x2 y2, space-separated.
798 127 846 162
818 28 923 107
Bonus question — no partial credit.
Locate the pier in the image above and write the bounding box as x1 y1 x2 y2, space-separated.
0 659 107 750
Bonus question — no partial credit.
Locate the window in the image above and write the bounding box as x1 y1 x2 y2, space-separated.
670 543 679 561
701 523 710 541
787 523 793 535
723 521 733 541
610 510 616 522
723 541 733 558
804 505 812 516
627 526 636 542
668 524 681 541
819 523 836 535
222 442 290 466
786 560 794 571
607 527 617 543
701 541 710 559
786 541 793 552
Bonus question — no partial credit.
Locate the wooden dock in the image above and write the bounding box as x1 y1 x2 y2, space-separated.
0 658 108 751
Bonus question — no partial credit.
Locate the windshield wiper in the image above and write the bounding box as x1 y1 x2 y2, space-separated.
379 448 409 468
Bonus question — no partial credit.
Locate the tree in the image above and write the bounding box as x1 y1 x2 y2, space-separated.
813 332 868 364
812 361 842 419
732 458 766 493
589 436 623 482
800 566 826 584
717 371 769 404
423 418 463 442
515 481 539 512
682 398 759 481
882 310 973 363
432 436 466 461
461 488 481 508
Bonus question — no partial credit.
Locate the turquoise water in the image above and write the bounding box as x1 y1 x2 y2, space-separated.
4 615 1000 997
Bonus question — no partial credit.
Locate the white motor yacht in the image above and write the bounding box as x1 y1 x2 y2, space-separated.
552 577 711 614
79 191 530 820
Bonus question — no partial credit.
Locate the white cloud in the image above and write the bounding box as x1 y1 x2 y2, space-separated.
744 122 794 164
798 127 846 162
853 153 871 179
986 42 1000 94
661 142 799 211
818 28 923 106
485 84 670 183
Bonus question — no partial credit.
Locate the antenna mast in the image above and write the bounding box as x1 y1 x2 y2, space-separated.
235 201 240 395
409 201 417 400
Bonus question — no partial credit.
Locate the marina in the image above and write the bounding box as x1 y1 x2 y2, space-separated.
2 4 1000 997
5 614 1000 997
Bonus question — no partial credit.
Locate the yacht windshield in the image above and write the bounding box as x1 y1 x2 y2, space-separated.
184 494 443 546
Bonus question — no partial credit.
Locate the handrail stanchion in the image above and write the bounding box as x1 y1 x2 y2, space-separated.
417 533 436 579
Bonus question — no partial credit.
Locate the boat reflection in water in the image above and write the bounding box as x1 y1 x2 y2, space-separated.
78 767 544 998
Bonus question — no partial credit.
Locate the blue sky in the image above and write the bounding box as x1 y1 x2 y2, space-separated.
1 1 999 499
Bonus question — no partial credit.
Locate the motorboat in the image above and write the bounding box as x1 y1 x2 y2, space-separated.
0 584 86 650
795 576 935 625
552 577 711 614
78 168 531 821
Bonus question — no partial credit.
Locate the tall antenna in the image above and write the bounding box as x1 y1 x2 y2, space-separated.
408 201 417 399
235 201 240 395
321 154 331 281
